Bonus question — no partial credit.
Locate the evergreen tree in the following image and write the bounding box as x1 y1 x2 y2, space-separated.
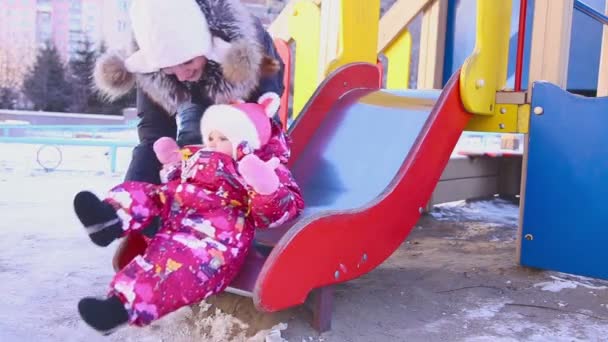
0 87 17 109
22 43 73 112
98 40 107 55
0 87 15 109
68 38 99 113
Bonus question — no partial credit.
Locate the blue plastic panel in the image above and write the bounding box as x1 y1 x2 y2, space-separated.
568 0 605 91
520 82 608 279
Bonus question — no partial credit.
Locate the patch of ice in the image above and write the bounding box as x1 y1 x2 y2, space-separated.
0 143 288 342
534 275 608 292
464 337 519 342
489 313 607 342
430 198 519 227
463 300 509 320
263 324 289 342
534 279 578 292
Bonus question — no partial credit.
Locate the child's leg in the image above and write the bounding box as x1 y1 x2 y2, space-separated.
78 232 248 331
74 181 167 246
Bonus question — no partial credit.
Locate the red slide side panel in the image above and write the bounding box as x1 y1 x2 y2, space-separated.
287 63 382 167
254 69 472 312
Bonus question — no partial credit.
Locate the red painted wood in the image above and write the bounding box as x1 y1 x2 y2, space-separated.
112 233 147 271
273 38 292 131
376 58 385 88
515 0 528 91
287 63 382 168
253 70 473 312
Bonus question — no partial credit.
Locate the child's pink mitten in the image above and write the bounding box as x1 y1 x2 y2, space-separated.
153 137 182 165
238 154 280 195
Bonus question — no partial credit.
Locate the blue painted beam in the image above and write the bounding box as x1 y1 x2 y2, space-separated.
575 0 608 26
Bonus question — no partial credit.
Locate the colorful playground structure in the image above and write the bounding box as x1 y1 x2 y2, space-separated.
1 0 607 333
243 0 608 332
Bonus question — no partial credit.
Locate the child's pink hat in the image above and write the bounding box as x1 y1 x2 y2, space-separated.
200 92 281 158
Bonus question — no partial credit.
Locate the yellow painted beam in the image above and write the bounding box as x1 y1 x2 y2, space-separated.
377 0 432 53
317 0 341 81
465 104 517 132
325 0 380 75
289 0 321 118
517 104 530 134
268 1 296 41
378 0 431 90
269 0 321 41
460 0 513 115
464 102 530 134
384 30 412 89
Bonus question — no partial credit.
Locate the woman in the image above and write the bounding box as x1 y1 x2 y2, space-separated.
94 0 285 184
93 0 285 270
73 95 303 334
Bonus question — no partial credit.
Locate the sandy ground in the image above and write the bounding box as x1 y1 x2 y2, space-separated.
2 144 608 342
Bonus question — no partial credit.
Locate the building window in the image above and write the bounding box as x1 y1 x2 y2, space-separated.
36 11 52 44
69 17 81 30
117 21 127 32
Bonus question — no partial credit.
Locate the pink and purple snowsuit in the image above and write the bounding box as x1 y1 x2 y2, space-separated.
101 123 304 326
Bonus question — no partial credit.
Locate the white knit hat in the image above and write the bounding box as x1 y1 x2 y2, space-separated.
201 93 281 158
124 0 212 74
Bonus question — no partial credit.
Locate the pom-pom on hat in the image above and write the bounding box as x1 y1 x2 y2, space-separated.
200 93 280 158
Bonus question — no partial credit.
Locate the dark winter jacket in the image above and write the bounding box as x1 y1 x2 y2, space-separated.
93 0 285 116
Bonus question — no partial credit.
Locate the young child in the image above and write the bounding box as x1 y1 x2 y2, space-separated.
73 92 304 334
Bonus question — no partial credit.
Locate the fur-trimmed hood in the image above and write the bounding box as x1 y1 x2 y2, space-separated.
93 0 265 116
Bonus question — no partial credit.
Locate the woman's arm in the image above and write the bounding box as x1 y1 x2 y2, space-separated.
124 89 178 185
249 19 286 102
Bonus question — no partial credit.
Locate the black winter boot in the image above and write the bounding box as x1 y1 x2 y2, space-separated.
78 296 129 335
73 191 123 247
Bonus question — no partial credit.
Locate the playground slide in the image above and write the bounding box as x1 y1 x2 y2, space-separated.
226 62 474 312
113 62 474 322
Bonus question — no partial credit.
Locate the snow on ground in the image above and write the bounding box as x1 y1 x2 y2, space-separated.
3 140 608 342
534 274 608 293
0 144 288 341
429 198 520 227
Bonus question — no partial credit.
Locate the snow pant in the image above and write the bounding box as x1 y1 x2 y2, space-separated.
103 181 252 326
